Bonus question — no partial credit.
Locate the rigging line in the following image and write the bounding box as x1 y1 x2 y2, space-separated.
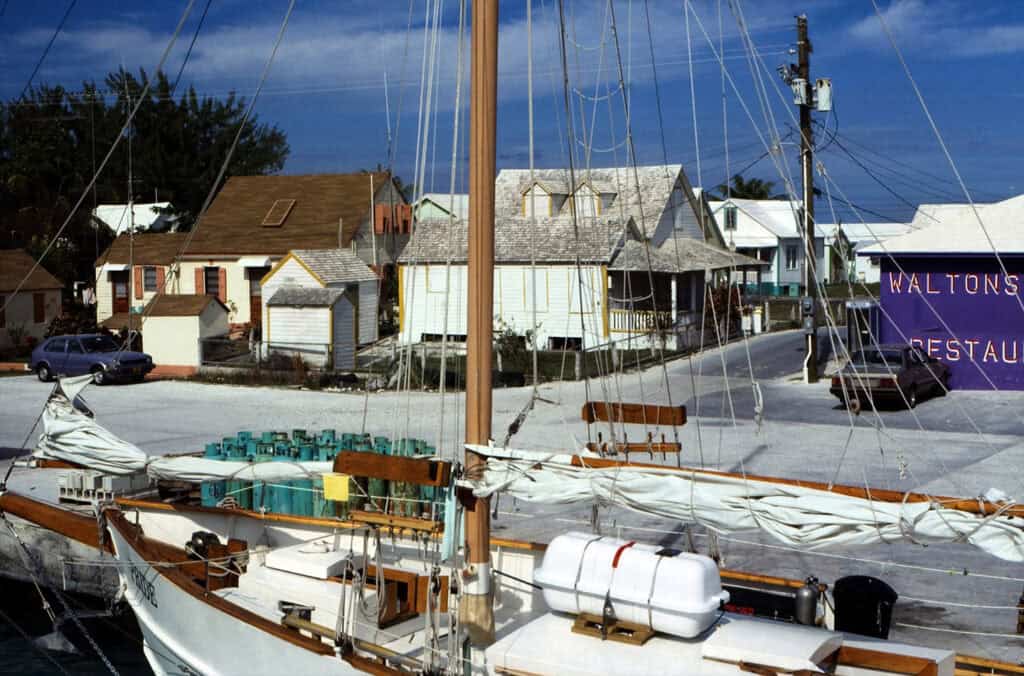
719 0 728 201
17 0 77 102
0 606 72 676
731 13 935 489
438 0 468 455
819 172 1001 459
387 0 418 171
170 0 213 96
683 0 702 187
868 0 1024 324
0 0 199 319
557 0 597 438
110 0 297 361
528 0 540 396
606 0 680 450
818 168 1009 395
818 172 1003 495
641 0 670 169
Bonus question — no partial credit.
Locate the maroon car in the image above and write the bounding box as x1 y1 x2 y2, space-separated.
830 344 950 410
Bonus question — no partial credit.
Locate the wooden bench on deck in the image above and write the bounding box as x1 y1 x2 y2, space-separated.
582 401 687 460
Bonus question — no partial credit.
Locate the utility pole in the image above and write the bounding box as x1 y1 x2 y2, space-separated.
797 15 818 383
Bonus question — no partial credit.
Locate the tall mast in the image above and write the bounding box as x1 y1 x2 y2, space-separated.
462 0 497 646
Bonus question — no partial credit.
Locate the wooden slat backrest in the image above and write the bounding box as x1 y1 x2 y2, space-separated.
581 401 687 426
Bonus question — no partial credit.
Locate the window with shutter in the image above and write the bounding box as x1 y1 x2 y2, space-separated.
143 266 158 292
204 267 220 297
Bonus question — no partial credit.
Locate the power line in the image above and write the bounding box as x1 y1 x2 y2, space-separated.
828 128 1004 201
18 0 77 101
828 134 932 219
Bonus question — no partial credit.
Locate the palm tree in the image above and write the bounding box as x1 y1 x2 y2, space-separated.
715 174 780 200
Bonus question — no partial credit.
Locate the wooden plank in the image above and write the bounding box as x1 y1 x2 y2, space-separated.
719 569 826 592
956 654 1024 675
581 401 686 426
568 456 1024 519
837 646 938 676
348 510 442 533
333 451 451 487
0 492 109 552
571 612 655 646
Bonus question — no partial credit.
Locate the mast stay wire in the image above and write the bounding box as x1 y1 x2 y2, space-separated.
438 0 468 458
0 0 200 319
604 0 685 461
729 6 1006 464
726 0 947 492
726 3 988 497
108 0 297 362
867 0 1024 323
16 0 77 102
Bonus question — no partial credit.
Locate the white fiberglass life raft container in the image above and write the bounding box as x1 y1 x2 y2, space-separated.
534 532 729 638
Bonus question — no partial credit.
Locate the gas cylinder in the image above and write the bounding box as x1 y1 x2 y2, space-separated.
795 576 820 626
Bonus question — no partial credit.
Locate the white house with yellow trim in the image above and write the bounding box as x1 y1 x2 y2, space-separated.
260 248 379 369
397 165 763 350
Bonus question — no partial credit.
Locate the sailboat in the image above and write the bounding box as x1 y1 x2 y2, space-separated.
2 2 1024 675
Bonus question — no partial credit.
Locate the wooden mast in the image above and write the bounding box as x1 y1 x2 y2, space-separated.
461 0 498 646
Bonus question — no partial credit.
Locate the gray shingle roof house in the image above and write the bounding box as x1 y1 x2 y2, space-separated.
397 164 759 351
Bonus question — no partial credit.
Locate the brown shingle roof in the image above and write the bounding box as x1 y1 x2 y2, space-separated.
144 294 226 317
187 172 390 256
0 248 62 292
95 233 191 266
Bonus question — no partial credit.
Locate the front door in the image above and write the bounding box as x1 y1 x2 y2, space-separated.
111 271 130 313
249 267 270 329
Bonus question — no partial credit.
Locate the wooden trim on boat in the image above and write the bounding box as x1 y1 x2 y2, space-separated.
104 509 335 657
35 458 87 470
956 654 1024 675
333 451 452 487
836 646 938 675
116 497 367 529
569 456 1024 518
0 492 110 552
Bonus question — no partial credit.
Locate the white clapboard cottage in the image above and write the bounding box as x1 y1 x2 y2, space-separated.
260 249 379 370
398 165 763 350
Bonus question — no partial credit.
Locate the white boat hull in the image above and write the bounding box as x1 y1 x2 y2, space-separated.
106 517 362 676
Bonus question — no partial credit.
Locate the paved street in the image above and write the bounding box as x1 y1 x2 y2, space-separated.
3 329 1024 661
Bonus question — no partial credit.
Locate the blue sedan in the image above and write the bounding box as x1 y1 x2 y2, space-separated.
31 334 154 385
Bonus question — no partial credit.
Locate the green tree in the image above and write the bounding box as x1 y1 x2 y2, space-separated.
715 174 782 200
0 68 289 286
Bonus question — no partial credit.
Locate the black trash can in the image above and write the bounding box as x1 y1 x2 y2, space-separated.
832 575 898 639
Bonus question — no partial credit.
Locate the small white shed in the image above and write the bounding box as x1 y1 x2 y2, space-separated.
261 248 379 344
265 287 357 370
142 294 229 370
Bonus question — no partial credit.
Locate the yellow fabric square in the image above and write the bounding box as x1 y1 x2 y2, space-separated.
322 473 350 501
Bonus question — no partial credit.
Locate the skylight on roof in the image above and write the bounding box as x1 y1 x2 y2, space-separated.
262 199 296 227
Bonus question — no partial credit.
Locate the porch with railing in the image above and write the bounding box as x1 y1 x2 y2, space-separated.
608 308 674 334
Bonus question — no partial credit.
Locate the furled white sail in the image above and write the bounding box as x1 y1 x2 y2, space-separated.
35 375 149 474
464 445 1024 563
34 376 330 483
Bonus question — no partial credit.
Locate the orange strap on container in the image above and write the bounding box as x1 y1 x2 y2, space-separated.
612 541 636 568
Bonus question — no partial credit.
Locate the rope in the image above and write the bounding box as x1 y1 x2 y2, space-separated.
1 514 120 674
0 606 72 675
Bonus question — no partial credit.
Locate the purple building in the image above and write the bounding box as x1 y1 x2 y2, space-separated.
859 197 1024 390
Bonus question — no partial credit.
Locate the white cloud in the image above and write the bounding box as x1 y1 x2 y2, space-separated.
848 0 1024 57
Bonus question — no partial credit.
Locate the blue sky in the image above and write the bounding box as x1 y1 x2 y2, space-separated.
2 0 1023 223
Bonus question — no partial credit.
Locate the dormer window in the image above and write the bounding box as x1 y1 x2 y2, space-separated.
262 199 295 227
522 183 552 217
571 184 600 219
724 205 737 230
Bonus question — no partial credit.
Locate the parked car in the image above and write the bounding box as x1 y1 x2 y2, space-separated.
830 344 950 410
31 334 154 385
